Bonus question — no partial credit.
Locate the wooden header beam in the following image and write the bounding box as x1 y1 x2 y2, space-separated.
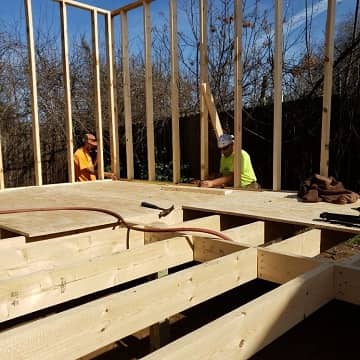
53 0 109 15
111 0 154 16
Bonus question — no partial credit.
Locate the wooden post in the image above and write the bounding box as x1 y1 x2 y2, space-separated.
320 0 336 177
59 1 75 183
273 0 283 191
120 10 135 180
24 0 42 186
170 0 181 184
199 0 209 180
0 133 4 189
91 10 104 179
233 0 243 189
149 269 170 350
105 13 120 179
143 1 156 181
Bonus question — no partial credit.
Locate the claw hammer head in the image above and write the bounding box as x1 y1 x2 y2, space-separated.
159 205 175 218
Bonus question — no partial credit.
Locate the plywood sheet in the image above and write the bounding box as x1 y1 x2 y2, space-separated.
0 181 359 238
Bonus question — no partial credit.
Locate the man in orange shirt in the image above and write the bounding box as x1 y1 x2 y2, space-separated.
74 133 116 181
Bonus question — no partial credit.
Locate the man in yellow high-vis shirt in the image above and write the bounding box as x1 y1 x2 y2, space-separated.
200 134 260 190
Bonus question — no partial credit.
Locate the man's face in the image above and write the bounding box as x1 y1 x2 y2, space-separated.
221 143 233 157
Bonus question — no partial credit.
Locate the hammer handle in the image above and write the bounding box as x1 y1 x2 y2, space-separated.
140 201 164 211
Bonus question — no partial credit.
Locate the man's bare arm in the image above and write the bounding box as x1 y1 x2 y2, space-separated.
200 174 233 188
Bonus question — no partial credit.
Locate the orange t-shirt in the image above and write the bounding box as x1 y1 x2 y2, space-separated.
74 148 96 181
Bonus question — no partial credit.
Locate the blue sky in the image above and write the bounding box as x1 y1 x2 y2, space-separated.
0 0 355 53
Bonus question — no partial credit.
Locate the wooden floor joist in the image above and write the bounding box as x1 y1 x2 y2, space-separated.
0 181 360 358
0 236 194 322
0 247 257 359
144 264 334 360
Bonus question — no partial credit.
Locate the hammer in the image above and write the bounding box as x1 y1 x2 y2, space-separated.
140 201 175 218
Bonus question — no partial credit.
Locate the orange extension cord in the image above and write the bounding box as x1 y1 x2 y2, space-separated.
0 207 234 247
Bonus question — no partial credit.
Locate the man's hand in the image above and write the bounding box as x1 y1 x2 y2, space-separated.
104 172 117 181
200 180 214 188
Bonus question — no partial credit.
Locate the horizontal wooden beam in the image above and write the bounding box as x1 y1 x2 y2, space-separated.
0 227 143 280
144 264 333 359
257 248 320 284
53 0 109 15
222 221 264 246
265 229 321 257
161 184 233 195
0 236 26 249
111 0 154 16
0 237 193 321
0 248 257 358
193 236 248 262
335 263 360 305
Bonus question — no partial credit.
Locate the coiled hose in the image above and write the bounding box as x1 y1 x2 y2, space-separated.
0 207 234 247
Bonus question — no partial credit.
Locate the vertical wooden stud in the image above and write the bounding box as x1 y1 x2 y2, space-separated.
59 1 75 183
24 0 42 186
105 13 120 179
273 0 283 191
0 134 4 189
121 10 135 179
143 0 155 181
199 0 209 180
91 10 104 179
320 0 336 177
170 0 180 184
233 0 243 188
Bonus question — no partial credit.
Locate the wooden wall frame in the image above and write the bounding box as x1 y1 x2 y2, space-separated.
7 0 334 193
